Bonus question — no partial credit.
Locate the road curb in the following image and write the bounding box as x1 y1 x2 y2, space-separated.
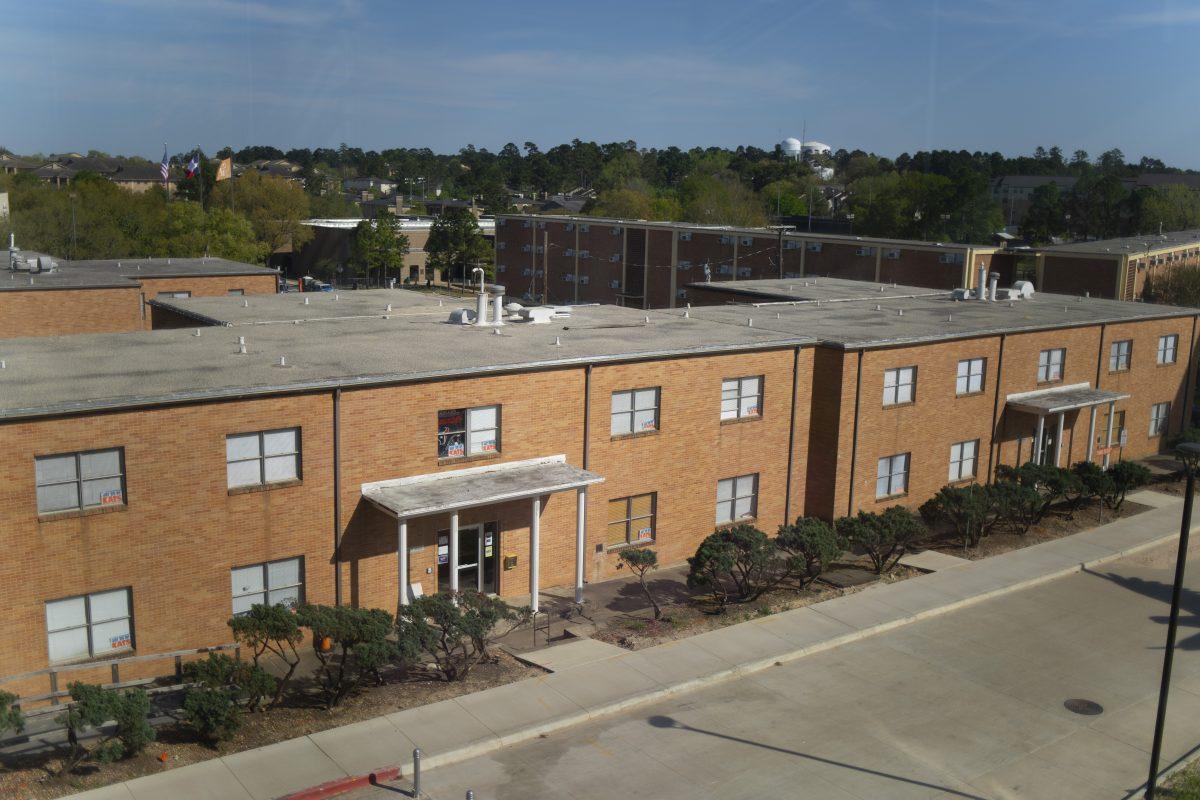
276 766 401 800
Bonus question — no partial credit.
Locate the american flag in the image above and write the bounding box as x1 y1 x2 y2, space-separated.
160 145 169 181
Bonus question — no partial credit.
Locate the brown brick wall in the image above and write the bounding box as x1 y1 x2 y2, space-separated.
1040 255 1121 299
137 275 277 328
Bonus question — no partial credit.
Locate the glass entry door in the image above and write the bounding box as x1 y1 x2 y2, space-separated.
437 522 499 594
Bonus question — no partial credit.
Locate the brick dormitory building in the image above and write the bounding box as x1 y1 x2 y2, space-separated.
0 273 1196 700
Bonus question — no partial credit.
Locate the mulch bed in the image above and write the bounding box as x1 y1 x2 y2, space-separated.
0 651 539 800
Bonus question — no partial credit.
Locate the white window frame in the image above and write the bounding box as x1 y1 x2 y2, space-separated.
956 358 985 395
611 387 660 436
231 557 304 615
45 588 133 664
876 453 910 499
1150 402 1171 437
716 474 758 525
1037 348 1065 383
721 376 763 420
883 367 916 406
1158 334 1179 365
949 440 979 482
1109 340 1132 372
35 448 126 514
226 428 301 489
156 290 191 299
437 405 501 459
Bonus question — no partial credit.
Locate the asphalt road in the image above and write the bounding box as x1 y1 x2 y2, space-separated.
349 537 1200 800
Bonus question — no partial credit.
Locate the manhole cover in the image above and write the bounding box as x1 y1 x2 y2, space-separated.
1064 699 1104 716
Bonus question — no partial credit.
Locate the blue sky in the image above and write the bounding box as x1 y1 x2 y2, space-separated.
3 0 1198 167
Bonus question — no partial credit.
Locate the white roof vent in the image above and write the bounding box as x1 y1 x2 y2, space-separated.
447 308 477 325
1011 280 1035 298
517 306 556 324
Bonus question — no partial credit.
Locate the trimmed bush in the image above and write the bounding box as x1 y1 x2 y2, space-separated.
836 507 924 574
996 463 1083 521
991 479 1042 534
686 524 784 610
182 686 240 745
296 604 405 708
775 517 843 586
0 691 24 739
618 548 663 619
184 652 276 713
1106 461 1151 511
919 484 999 549
227 603 303 708
396 591 528 681
59 683 155 771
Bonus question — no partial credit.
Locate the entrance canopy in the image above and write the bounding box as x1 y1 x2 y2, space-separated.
362 455 604 520
1007 384 1130 416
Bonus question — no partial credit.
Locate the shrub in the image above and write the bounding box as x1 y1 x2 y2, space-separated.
996 463 1083 520
59 683 155 771
228 603 303 708
775 517 843 587
1105 461 1151 511
919 484 999 549
991 479 1042 534
0 691 24 739
396 591 527 681
835 507 924 574
182 686 240 745
618 548 662 619
184 652 276 713
686 524 784 610
296 604 404 707
1074 460 1115 511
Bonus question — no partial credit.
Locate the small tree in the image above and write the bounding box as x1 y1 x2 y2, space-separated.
992 479 1042 534
919 484 999 549
1074 460 1115 517
686 524 783 610
59 683 155 771
0 691 24 741
296 604 403 708
996 463 1083 521
184 652 276 713
836 507 924 574
228 603 303 708
182 686 240 745
618 547 662 619
775 517 843 587
1105 461 1152 511
396 591 527 682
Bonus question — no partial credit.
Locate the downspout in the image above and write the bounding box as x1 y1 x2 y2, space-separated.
1185 316 1199 435
987 334 1006 483
846 350 864 517
1094 323 1107 388
333 387 343 607
783 346 801 524
582 364 592 470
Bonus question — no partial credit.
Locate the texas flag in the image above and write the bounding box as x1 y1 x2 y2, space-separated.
186 152 200 178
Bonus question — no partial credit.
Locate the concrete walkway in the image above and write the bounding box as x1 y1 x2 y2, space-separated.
67 489 1193 800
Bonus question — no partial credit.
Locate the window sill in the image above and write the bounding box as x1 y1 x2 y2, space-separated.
1108 368 1129 375
720 415 762 427
438 451 501 467
1036 379 1063 387
228 479 303 496
716 517 757 530
883 400 916 409
39 504 128 522
947 477 977 487
606 539 655 553
610 429 660 442
876 493 909 502
50 649 136 669
955 390 986 399
1157 361 1179 368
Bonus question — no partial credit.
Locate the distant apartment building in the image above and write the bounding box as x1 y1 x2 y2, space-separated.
1034 229 1200 301
493 214 1008 308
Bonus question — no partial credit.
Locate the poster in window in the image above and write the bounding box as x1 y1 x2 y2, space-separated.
637 526 652 539
100 488 124 506
438 409 465 458
109 631 131 650
437 535 449 565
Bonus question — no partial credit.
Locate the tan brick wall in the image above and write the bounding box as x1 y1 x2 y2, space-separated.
0 394 335 686
0 287 143 338
137 274 277 328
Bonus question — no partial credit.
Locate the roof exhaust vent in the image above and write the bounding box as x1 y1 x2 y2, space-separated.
875 304 881 311
644 315 651 324
243 299 249 307
385 304 392 312
683 308 690 318
303 297 310 305
193 329 201 337
278 356 287 367
554 336 561 346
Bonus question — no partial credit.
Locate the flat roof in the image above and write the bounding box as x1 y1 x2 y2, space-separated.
687 278 944 305
1038 229 1200 257
66 257 278 279
0 293 804 419
498 213 998 251
150 288 441 326
1006 385 1130 415
672 278 1198 349
0 270 137 292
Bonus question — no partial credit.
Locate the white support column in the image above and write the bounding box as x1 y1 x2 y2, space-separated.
397 518 409 608
449 511 460 594
1086 405 1098 462
1104 400 1116 468
1054 411 1065 467
1033 414 1046 464
530 496 541 613
575 487 587 604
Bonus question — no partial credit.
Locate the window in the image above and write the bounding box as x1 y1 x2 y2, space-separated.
35 448 125 514
680 231 692 241
46 588 133 663
606 493 656 547
227 288 245 296
156 290 191 299
721 376 762 420
716 474 758 525
855 247 875 257
883 367 916 406
579 250 590 259
741 236 753 246
678 260 692 269
876 453 910 498
1150 402 1171 437
497 241 506 250
437 406 500 459
1109 340 1132 372
1037 348 1065 383
785 240 800 250
231 557 304 615
564 248 575 257
949 440 979 482
611 388 659 436
806 242 822 252
885 249 901 260
226 428 301 489
720 235 733 245
580 224 589 233
1158 334 1179 365
564 223 574 232
956 358 985 395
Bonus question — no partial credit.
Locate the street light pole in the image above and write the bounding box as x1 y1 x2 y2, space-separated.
1145 442 1200 799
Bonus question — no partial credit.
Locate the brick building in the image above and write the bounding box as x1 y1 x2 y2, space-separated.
2 248 279 337
493 214 1011 308
1034 229 1200 300
0 280 1195 696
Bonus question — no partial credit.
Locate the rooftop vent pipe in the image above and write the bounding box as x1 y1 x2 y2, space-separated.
977 264 988 301
491 284 506 326
988 272 999 303
473 267 488 325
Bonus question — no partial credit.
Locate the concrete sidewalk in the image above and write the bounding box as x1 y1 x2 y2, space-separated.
68 489 1192 800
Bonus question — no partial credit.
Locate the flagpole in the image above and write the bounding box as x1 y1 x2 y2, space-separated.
163 142 169 197
197 146 204 209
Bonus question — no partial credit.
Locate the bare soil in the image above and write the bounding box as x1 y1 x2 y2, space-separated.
0 652 538 800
